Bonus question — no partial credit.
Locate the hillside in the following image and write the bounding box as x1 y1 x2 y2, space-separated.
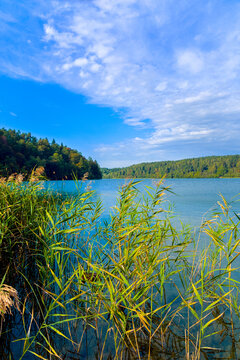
0 128 102 180
102 155 240 179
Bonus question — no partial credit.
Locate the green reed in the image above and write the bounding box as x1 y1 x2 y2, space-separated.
1 175 240 359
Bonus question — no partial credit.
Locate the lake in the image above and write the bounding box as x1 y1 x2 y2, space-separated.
46 178 240 227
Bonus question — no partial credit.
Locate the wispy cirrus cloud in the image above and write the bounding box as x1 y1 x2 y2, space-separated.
1 0 240 166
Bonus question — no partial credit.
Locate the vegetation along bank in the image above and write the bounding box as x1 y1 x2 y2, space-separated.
102 155 240 178
0 128 102 180
1 174 240 358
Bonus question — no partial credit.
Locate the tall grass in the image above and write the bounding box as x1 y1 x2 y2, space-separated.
1 174 240 359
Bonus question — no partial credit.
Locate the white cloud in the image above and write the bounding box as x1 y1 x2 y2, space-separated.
177 50 204 74
1 0 240 166
174 91 211 104
73 58 88 67
90 63 101 72
62 57 89 71
155 82 167 92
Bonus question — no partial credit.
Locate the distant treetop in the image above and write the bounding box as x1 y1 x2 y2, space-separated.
102 155 240 179
0 128 102 180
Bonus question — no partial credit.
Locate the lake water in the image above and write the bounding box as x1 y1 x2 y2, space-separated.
45 178 240 227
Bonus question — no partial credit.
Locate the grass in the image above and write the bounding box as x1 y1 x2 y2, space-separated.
0 172 240 359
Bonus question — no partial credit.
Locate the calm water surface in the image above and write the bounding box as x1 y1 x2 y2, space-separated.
45 178 240 227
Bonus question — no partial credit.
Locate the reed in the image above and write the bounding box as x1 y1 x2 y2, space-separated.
0 174 240 359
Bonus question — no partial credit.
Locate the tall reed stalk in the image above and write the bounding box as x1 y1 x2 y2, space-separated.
1 174 240 359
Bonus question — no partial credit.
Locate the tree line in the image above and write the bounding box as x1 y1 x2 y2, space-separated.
0 128 102 180
102 155 240 179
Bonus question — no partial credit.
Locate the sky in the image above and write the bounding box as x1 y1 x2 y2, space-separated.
0 0 240 168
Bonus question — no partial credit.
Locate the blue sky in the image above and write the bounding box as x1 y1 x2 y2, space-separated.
0 0 240 167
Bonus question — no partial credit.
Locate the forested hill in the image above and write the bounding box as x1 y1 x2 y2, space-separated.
102 155 240 179
0 128 102 180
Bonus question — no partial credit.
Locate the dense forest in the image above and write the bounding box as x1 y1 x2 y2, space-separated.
102 155 240 179
0 128 102 180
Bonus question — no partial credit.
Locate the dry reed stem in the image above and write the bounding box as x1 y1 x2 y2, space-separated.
0 177 6 184
29 166 45 182
0 284 20 319
82 172 89 182
15 173 24 184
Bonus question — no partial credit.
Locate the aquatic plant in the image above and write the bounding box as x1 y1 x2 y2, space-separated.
0 285 19 319
1 175 240 359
